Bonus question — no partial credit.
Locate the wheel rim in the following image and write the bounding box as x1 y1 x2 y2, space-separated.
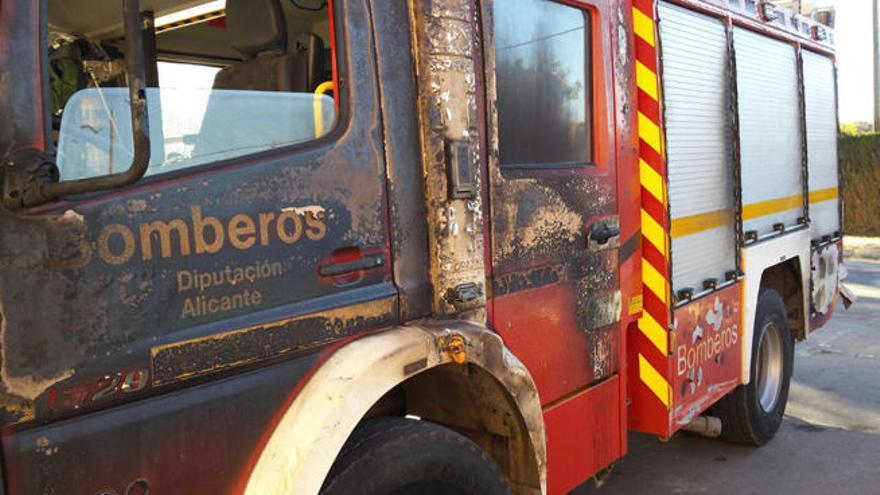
756 321 784 413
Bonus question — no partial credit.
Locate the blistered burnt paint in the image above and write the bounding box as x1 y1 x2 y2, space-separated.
0 208 97 422
151 297 396 385
0 0 393 429
671 284 743 428
3 351 321 494
410 0 487 317
479 0 621 403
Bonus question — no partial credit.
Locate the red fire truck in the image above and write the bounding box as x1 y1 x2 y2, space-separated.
0 0 849 493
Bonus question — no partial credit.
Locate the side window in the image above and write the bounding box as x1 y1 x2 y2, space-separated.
47 0 339 181
493 0 592 168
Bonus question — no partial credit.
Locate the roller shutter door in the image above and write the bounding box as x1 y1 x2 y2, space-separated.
735 27 805 238
803 51 840 240
658 2 737 296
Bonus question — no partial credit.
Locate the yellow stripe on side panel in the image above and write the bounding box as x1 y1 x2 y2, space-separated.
670 208 734 239
809 187 839 204
636 61 659 100
639 311 668 356
639 354 670 407
632 8 656 47
642 259 668 305
742 194 803 221
638 112 662 154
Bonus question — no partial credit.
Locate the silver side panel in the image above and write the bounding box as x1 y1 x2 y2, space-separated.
802 50 841 239
735 27 805 236
659 2 737 294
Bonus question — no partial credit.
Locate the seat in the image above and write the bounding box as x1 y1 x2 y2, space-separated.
213 0 324 92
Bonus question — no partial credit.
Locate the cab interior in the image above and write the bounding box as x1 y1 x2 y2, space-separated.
47 0 335 113
45 0 339 178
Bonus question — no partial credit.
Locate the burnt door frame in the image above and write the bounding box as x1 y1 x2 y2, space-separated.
478 0 621 406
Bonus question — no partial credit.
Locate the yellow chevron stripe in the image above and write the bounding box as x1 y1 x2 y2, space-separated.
632 8 656 47
671 208 734 239
642 258 668 304
639 354 670 407
638 112 662 154
639 159 664 203
809 187 839 204
641 209 667 257
636 61 659 100
639 311 668 355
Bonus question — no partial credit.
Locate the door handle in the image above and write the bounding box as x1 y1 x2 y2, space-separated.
589 223 620 245
319 253 386 277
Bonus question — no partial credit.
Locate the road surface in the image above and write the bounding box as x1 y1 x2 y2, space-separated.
574 258 880 495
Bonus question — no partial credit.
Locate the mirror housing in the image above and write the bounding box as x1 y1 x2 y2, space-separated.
2 0 150 209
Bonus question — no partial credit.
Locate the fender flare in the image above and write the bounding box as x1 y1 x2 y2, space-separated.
741 228 811 381
243 321 546 495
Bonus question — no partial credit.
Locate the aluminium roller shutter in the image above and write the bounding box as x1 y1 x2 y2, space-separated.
658 2 737 296
802 50 840 240
735 27 805 238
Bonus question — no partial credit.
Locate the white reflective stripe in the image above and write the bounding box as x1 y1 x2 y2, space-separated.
803 50 840 239
658 2 737 294
735 27 805 236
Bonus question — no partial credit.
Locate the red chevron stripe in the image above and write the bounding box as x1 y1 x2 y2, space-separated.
641 187 667 225
633 0 655 18
634 327 669 372
642 288 669 327
634 38 658 71
639 140 665 173
638 91 661 123
642 242 669 280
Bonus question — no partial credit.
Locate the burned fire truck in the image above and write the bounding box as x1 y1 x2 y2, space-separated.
0 0 848 493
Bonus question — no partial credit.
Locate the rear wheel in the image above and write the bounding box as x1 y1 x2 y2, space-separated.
712 288 794 445
321 416 511 495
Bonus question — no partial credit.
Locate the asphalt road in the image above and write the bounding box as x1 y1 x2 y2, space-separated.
574 258 880 495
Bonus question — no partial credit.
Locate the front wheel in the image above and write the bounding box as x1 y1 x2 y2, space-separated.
712 288 794 446
321 416 512 495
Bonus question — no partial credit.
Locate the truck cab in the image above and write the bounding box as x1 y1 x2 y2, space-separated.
0 0 844 494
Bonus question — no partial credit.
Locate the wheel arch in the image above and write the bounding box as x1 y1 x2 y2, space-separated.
741 229 811 383
242 322 546 495
759 258 806 341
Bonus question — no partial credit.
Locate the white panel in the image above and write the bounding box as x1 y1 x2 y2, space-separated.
741 229 811 383
735 27 805 236
803 50 841 239
659 2 737 294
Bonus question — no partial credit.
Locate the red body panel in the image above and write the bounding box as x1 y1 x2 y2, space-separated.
544 376 621 495
495 283 603 404
671 285 743 429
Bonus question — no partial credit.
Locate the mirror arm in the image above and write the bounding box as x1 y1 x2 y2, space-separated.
3 0 150 209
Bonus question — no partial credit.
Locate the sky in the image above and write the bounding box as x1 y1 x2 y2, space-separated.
833 0 873 124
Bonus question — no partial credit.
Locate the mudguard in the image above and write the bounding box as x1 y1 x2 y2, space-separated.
243 321 547 495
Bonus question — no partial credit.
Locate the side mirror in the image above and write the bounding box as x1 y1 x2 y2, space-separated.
2 0 150 209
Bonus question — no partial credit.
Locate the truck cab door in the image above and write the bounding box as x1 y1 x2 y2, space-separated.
0 1 397 492
482 0 620 408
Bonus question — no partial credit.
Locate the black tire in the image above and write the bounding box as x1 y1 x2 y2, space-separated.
712 288 794 446
321 417 512 495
